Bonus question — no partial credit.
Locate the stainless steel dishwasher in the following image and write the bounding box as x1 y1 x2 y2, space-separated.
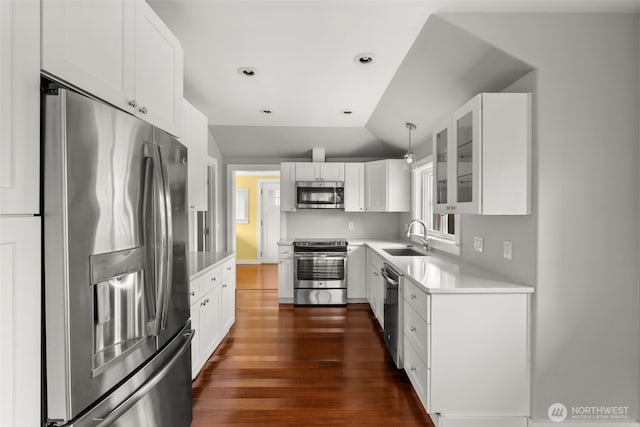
382 263 403 369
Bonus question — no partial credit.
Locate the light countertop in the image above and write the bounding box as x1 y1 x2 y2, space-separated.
189 251 235 279
279 237 533 294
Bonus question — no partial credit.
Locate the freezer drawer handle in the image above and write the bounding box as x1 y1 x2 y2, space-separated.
94 329 195 426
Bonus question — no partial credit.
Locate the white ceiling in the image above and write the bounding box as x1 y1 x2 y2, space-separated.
148 0 640 158
148 1 433 127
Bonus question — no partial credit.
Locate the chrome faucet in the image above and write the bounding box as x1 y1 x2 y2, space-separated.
405 219 429 252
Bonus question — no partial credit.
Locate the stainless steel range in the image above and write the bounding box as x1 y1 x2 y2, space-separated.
293 239 348 305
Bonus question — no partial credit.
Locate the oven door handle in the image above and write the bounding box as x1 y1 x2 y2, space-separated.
294 255 346 261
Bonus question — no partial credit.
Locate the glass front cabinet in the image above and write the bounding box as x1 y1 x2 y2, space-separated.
432 92 532 215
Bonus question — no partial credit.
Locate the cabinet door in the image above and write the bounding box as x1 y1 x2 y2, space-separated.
432 118 453 214
365 161 386 211
347 246 366 299
344 163 365 212
0 217 40 427
295 163 319 181
183 100 207 211
321 163 345 181
452 94 482 214
220 277 235 333
190 301 201 379
134 0 183 137
280 163 296 212
278 259 293 300
199 287 221 365
0 1 40 215
41 0 135 113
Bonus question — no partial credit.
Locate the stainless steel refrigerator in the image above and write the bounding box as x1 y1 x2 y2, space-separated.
43 85 193 427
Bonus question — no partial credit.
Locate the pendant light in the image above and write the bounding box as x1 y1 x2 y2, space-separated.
404 122 416 164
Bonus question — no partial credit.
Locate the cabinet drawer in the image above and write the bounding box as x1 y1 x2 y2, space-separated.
404 300 430 367
196 266 221 295
278 245 293 259
404 279 430 322
221 258 235 279
404 337 430 412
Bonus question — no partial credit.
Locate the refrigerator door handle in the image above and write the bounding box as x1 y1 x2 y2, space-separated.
94 329 195 426
157 145 173 330
146 143 167 336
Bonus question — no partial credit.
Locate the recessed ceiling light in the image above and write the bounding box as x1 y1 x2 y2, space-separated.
354 53 375 65
237 66 257 77
341 110 353 115
259 108 272 114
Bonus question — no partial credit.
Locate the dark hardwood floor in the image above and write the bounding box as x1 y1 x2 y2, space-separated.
192 280 434 426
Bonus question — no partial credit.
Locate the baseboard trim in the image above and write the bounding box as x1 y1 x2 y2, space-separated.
530 421 639 426
236 259 260 265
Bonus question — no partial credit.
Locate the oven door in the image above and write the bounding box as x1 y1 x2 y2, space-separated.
294 253 347 288
296 181 339 209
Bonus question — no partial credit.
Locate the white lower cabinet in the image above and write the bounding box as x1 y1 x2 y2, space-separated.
278 244 293 302
190 255 236 380
403 279 530 426
346 245 366 300
366 249 384 327
0 217 41 427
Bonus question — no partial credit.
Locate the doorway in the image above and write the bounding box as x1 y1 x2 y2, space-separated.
258 180 280 263
233 170 280 264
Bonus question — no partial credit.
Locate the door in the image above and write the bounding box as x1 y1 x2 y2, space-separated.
344 163 365 212
0 217 40 427
295 163 319 181
183 100 207 211
41 0 136 113
134 0 183 136
43 89 157 423
220 278 235 332
260 180 281 263
278 259 293 299
280 163 296 212
154 129 190 349
320 163 345 181
452 94 482 214
432 117 452 214
0 0 40 215
365 160 386 211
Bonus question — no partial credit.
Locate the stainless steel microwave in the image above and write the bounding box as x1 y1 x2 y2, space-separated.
296 181 344 209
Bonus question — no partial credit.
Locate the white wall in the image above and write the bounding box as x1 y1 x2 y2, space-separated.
285 211 401 240
208 130 227 251
441 13 640 423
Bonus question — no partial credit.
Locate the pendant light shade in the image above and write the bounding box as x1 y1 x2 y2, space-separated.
404 122 416 164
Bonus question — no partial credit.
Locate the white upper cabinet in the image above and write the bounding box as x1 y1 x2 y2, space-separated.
434 93 532 215
41 0 135 112
0 1 40 215
295 162 344 181
183 100 208 211
41 0 183 137
133 1 183 136
344 163 365 212
280 163 296 212
320 163 345 181
365 159 410 212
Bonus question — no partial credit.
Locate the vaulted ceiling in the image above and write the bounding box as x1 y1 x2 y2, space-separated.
148 0 640 160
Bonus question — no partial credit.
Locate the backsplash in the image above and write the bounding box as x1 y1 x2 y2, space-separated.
284 210 401 240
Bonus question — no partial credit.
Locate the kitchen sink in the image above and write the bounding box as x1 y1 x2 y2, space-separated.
383 248 426 256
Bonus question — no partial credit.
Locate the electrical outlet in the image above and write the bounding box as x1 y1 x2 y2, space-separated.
473 236 484 253
348 221 354 231
503 240 513 260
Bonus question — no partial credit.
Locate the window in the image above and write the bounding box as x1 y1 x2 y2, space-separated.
411 158 460 254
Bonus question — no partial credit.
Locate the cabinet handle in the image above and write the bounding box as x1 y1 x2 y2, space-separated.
410 294 417 300
410 326 416 333
138 106 148 114
190 291 195 296
373 272 379 277
410 366 416 372
211 277 215 282
128 99 138 108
